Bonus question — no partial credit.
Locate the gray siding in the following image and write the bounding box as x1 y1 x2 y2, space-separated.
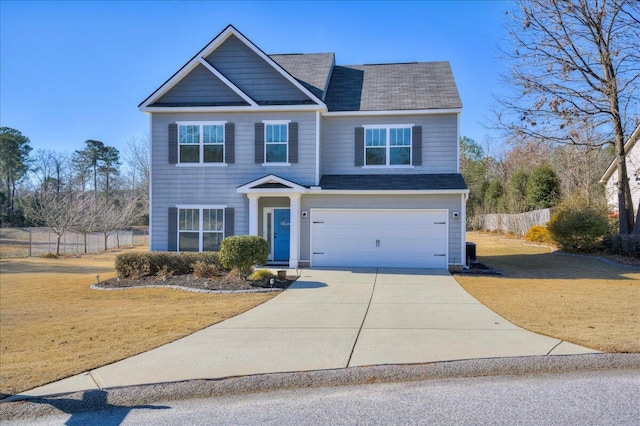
154 64 246 106
299 194 464 265
321 114 458 175
150 111 317 250
206 35 311 104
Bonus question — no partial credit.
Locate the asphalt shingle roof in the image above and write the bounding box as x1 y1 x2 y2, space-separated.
319 174 468 191
270 53 335 101
324 62 462 112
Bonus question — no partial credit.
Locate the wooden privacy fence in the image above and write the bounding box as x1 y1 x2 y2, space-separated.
476 208 553 236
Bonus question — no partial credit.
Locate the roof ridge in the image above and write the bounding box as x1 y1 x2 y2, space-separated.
270 52 335 56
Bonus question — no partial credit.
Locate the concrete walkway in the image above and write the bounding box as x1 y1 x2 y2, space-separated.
14 268 598 399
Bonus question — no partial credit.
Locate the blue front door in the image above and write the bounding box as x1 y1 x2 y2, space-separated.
273 209 290 261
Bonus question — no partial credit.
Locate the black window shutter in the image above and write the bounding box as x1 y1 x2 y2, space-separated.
412 126 422 166
224 208 234 237
225 123 235 164
354 127 364 167
168 123 178 164
255 123 264 163
289 122 298 163
168 207 178 251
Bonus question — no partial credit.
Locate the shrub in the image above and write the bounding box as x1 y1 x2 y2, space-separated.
219 235 269 277
248 269 275 284
115 251 222 279
547 208 609 252
155 265 173 279
192 260 222 278
601 234 640 258
525 225 552 244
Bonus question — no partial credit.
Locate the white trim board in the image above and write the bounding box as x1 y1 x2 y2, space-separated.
139 25 326 110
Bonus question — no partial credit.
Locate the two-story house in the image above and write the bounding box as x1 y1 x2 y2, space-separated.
139 25 468 270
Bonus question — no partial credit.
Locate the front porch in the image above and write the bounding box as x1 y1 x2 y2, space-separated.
237 175 308 268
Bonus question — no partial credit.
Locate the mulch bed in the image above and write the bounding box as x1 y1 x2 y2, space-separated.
452 261 501 276
93 273 297 293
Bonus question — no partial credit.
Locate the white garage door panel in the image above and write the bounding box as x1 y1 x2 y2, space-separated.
311 210 448 268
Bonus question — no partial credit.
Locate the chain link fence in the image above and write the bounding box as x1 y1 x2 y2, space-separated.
0 227 149 258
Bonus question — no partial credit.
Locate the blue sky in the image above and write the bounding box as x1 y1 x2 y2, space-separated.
0 0 510 156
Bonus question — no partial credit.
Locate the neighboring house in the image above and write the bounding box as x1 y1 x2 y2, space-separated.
139 25 468 270
600 124 640 214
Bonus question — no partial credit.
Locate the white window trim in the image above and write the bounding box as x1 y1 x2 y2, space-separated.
176 205 227 252
176 121 227 165
363 124 414 167
263 120 290 165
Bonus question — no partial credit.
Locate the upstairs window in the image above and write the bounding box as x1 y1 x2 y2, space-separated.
365 126 412 166
178 122 225 163
265 123 288 163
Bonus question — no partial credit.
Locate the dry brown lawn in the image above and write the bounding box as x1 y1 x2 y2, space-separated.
0 247 276 397
457 231 640 353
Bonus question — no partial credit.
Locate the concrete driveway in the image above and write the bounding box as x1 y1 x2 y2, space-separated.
16 268 598 398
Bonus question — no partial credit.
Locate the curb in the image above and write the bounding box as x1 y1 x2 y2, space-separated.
2 354 639 421
90 283 285 294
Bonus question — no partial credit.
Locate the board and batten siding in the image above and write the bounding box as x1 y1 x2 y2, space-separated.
321 114 458 175
204 35 311 104
150 111 317 250
299 194 465 265
154 63 246 106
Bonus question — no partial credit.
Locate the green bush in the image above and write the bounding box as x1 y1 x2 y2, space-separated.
601 234 640 258
115 252 221 279
219 235 269 277
525 225 552 244
547 208 609 252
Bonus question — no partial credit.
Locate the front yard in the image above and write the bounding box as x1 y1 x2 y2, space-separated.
457 231 640 353
1 232 638 398
0 248 276 397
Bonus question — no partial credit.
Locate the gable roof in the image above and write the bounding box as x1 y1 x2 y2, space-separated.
600 124 640 182
139 25 325 111
237 174 308 194
270 53 335 101
139 25 462 113
324 62 462 112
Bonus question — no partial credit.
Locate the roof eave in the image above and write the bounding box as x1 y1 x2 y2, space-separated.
308 188 469 195
323 108 462 116
600 124 640 183
139 25 327 109
139 104 327 113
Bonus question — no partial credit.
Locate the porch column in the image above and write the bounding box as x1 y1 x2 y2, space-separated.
288 194 301 268
248 194 259 236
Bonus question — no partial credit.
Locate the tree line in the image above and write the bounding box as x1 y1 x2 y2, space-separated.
460 134 614 225
0 127 149 255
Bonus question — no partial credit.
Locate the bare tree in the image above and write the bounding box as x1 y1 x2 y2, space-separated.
496 0 640 233
123 135 150 192
92 195 141 251
73 196 98 254
31 149 69 193
22 190 84 256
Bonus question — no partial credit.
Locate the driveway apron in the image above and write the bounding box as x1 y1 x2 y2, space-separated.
16 268 598 398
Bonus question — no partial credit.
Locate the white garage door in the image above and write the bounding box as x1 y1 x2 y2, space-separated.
311 209 448 268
